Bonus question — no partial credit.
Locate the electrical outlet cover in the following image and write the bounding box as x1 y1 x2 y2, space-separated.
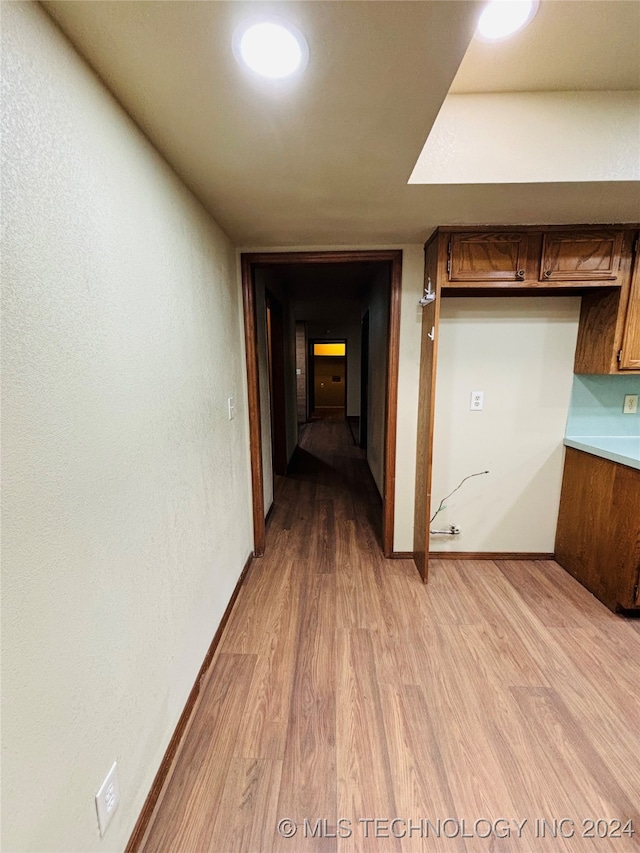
470 391 484 411
95 761 119 837
623 394 638 414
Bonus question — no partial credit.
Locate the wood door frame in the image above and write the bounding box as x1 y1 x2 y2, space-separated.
241 250 402 557
413 233 443 582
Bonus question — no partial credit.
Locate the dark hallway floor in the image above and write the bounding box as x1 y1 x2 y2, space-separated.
140 420 640 853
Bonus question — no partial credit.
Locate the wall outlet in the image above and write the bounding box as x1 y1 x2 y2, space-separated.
470 391 484 411
227 397 235 420
623 394 638 414
95 761 119 837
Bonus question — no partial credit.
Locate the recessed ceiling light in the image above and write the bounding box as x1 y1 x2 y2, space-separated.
233 17 309 80
476 0 539 41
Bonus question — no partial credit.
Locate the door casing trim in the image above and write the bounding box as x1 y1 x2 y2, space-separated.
241 250 402 557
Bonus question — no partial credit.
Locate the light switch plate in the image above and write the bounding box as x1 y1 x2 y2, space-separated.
227 397 235 420
623 394 638 414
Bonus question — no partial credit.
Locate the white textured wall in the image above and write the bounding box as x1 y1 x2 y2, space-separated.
392 245 424 551
430 297 581 553
1 4 253 851
410 91 640 184
254 275 274 513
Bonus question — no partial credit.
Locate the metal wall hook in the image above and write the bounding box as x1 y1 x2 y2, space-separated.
418 276 436 306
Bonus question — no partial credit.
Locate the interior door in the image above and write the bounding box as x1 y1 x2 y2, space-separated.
360 311 369 448
266 291 288 476
413 237 442 582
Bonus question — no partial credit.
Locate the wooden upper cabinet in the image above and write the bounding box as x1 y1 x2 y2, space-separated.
540 230 623 282
448 232 529 283
620 247 640 370
572 228 638 374
431 224 638 375
444 227 625 289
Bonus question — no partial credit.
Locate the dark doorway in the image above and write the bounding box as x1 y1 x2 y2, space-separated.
359 311 369 449
266 291 287 476
241 250 402 558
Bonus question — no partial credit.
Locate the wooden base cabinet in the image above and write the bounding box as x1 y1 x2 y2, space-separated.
555 448 640 612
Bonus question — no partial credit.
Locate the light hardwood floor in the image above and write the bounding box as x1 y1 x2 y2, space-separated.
141 420 640 852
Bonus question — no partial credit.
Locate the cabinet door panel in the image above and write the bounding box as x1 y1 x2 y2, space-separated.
540 230 622 281
449 232 528 282
620 249 640 369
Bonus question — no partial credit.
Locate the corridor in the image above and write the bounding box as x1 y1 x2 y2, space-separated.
140 421 640 853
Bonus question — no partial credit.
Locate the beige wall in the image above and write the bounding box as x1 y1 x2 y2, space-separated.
430 297 581 553
392 245 425 551
254 276 274 513
1 4 253 851
410 91 640 184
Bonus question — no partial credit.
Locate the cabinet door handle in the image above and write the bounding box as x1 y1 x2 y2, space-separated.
516 269 525 280
544 269 552 277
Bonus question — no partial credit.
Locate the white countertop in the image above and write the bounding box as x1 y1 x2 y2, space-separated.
564 435 640 471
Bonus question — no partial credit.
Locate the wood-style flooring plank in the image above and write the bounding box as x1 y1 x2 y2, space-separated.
219 535 293 654
232 562 299 760
313 499 337 573
508 686 640 850
141 652 256 853
418 559 486 626
496 559 618 629
207 758 283 853
273 570 337 852
140 419 640 853
543 625 640 796
379 682 468 853
336 628 399 853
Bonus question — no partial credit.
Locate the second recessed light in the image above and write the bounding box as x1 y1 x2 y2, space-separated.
476 0 539 41
233 17 309 80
